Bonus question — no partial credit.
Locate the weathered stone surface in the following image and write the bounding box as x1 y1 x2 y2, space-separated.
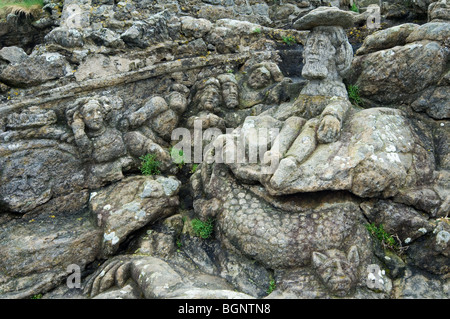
361 200 433 245
393 268 450 299
356 23 419 56
406 22 450 44
406 220 450 275
89 175 181 257
0 46 28 64
428 0 450 22
350 40 448 105
44 27 85 48
412 86 450 120
293 6 355 30
0 53 70 88
0 209 102 298
258 107 435 198
0 146 85 214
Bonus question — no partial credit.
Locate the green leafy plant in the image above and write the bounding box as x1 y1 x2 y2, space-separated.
253 27 261 34
30 293 42 299
347 84 362 106
365 223 399 251
139 153 161 175
190 163 199 174
282 35 296 46
0 0 44 18
267 279 276 294
350 3 359 13
191 218 214 239
170 147 186 169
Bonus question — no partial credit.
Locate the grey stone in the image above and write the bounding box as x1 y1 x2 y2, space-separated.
406 22 450 44
356 23 419 56
0 46 28 65
350 40 448 105
293 7 355 30
0 53 69 88
0 209 102 298
89 175 180 257
429 0 450 22
412 86 450 120
44 27 85 48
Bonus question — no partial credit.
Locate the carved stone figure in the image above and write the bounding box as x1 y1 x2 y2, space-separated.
66 97 132 187
194 78 222 112
218 73 239 109
66 98 128 164
239 62 290 109
311 246 360 296
218 8 354 190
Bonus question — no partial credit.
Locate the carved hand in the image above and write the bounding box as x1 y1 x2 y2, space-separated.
317 114 341 144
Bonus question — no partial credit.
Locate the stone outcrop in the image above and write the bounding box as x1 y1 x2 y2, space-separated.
0 2 448 300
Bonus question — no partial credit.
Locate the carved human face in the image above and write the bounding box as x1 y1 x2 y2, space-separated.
81 100 104 131
199 85 221 111
302 32 336 80
222 82 239 109
248 67 271 89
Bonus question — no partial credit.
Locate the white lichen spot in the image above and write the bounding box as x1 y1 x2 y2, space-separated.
418 228 427 234
90 192 97 201
404 237 412 244
387 152 401 163
103 204 112 211
436 230 450 246
386 144 396 152
104 231 120 245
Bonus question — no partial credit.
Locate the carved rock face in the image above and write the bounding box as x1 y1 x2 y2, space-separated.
81 100 105 132
302 32 336 80
222 81 239 109
199 84 221 111
248 66 272 89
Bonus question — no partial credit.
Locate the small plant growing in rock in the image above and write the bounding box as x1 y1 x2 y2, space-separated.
139 153 161 175
282 35 296 46
170 147 185 169
190 163 199 174
253 27 261 34
350 3 359 13
347 84 362 106
191 218 214 239
365 223 399 251
30 293 42 299
267 279 276 294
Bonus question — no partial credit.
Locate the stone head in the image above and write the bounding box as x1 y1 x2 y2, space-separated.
302 26 353 81
248 66 272 89
218 73 239 109
196 78 221 111
80 99 105 131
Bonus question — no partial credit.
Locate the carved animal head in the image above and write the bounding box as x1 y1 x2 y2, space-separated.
312 246 360 296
